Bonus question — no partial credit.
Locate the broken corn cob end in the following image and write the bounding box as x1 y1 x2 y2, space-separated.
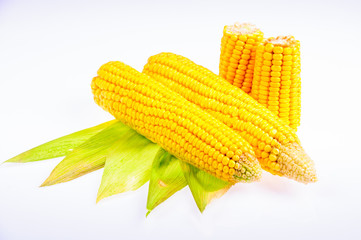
219 23 264 93
251 36 301 130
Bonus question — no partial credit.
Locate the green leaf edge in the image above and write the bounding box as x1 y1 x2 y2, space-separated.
96 130 161 202
4 120 117 164
40 121 130 187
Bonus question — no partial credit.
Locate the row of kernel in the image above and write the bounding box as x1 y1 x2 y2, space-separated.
233 32 263 93
219 28 236 82
219 30 232 79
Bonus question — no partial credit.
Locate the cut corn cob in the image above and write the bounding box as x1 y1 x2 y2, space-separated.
143 52 317 183
219 23 264 93
251 36 301 130
91 61 262 183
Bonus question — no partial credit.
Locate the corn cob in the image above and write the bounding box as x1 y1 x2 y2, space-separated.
251 36 301 130
219 23 264 93
91 61 262 183
143 53 317 183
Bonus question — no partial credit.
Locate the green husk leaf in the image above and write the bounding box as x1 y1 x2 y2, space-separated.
41 121 130 187
146 149 187 214
5 120 117 163
96 130 160 202
180 161 232 212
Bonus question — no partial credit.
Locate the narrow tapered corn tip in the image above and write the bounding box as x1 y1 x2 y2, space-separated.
276 142 317 184
232 152 262 183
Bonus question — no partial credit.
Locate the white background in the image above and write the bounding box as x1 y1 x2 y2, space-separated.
1 0 361 239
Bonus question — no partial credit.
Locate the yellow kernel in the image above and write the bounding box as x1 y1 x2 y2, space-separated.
268 101 279 106
273 54 283 60
264 145 272 152
226 151 234 158
275 163 281 171
272 60 283 66
262 66 271 72
283 47 293 54
281 71 291 76
238 35 247 42
208 148 215 157
232 155 240 161
270 82 281 88
229 168 236 175
230 35 238 41
222 156 230 166
269 154 278 161
228 160 236 168
223 165 229 173
283 61 293 66
273 46 283 54
263 60 272 66
270 77 281 83
217 153 224 162
212 161 218 168
283 55 292 61
268 96 279 101
229 144 237 152
222 172 229 179
235 149 243 156
257 45 265 52
261 151 269 158
199 161 204 168
215 142 223 150
271 71 281 77
263 52 273 60
270 162 276 169
244 44 253 50
271 139 279 147
220 146 228 154
258 142 265 150
234 163 240 170
271 66 282 72
268 106 279 111
265 43 274 52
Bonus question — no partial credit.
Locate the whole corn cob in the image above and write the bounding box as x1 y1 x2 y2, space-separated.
251 36 301 130
219 23 264 93
91 61 262 183
143 53 317 183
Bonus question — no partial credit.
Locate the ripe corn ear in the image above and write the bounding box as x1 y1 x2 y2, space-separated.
91 61 262 183
219 23 264 93
251 36 301 130
143 52 316 183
